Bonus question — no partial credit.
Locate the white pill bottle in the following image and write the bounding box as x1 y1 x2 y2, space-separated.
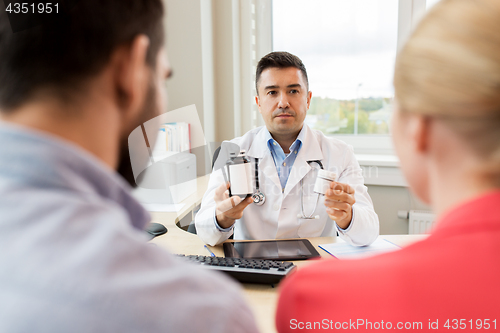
313 169 337 195
226 151 253 199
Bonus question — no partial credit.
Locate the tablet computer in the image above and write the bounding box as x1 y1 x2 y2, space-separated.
223 239 321 261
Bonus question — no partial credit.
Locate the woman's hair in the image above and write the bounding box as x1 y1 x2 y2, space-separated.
394 0 500 186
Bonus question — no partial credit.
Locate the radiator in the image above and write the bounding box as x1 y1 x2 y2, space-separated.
408 210 436 234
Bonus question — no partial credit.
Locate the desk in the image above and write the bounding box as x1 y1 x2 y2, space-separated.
149 176 428 333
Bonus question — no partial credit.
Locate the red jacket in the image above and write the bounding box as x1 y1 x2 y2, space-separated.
276 191 500 332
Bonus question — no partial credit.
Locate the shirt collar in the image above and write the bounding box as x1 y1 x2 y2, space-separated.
265 125 306 155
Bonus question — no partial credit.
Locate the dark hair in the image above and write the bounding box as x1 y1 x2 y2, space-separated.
0 0 164 111
255 51 309 94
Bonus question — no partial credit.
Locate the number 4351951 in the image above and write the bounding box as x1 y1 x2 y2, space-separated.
6 3 59 14
444 319 496 330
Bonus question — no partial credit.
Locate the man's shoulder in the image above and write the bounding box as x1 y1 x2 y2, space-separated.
227 126 265 146
1 233 254 332
305 127 354 164
221 127 267 156
92 242 257 332
308 127 352 151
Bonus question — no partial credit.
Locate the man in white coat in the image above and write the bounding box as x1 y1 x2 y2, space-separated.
196 52 379 246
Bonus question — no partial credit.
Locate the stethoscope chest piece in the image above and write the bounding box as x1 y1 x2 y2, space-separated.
251 157 266 205
252 191 266 206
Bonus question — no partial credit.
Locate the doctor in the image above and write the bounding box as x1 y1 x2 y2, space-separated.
195 52 379 246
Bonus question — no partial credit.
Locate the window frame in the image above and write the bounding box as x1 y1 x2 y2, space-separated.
260 0 428 155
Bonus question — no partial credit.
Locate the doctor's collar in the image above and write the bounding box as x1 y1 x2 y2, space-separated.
265 125 306 153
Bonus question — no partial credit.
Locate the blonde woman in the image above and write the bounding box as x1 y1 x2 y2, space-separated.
276 0 500 330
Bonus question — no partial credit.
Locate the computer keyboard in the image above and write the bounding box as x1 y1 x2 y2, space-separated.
177 254 297 285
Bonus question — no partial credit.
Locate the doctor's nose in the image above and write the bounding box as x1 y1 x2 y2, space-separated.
277 94 290 109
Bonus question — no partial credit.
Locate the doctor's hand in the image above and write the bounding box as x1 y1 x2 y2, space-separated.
324 182 355 230
214 182 253 229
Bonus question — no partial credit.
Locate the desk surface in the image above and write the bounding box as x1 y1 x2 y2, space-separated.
149 175 428 333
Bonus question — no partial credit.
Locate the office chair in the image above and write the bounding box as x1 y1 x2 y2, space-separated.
185 145 222 235
212 146 221 169
210 145 235 239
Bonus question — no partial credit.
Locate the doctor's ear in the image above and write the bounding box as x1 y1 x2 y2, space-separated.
255 95 262 113
307 91 312 109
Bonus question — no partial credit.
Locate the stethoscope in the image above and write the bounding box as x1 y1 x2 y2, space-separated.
251 158 324 220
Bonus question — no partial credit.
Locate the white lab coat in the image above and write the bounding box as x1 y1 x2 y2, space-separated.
195 125 379 246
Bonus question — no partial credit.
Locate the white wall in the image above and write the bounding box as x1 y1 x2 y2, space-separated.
368 185 430 234
163 0 215 175
164 0 203 115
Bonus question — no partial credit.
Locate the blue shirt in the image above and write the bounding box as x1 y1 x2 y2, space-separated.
264 126 306 192
0 123 258 333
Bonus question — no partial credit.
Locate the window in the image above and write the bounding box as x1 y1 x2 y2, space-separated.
273 0 398 137
271 0 429 154
426 0 442 9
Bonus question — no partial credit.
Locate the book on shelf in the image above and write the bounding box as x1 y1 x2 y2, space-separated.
153 122 191 158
